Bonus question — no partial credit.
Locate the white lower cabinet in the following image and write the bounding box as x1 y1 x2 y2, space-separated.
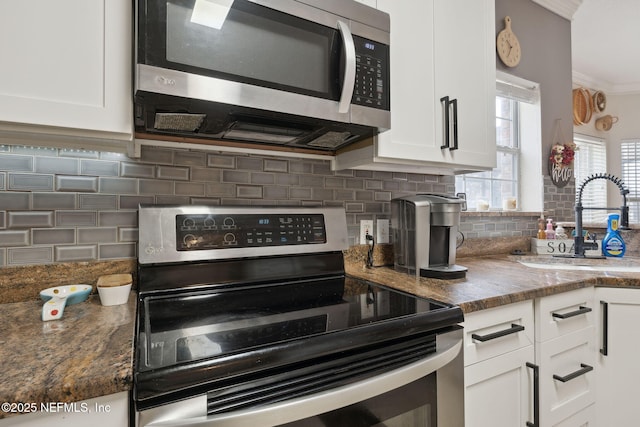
464 288 597 427
465 346 534 427
463 300 535 427
595 287 640 426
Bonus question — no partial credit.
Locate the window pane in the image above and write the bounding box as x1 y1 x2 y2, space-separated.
621 139 640 223
574 135 607 223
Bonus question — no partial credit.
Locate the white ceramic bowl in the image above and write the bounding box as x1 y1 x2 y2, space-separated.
97 282 132 306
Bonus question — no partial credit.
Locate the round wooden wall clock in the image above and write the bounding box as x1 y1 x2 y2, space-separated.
497 16 521 67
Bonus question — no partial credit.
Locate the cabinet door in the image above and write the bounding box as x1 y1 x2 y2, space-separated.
433 0 496 170
0 0 132 140
465 346 534 427
595 287 640 427
375 0 437 162
537 327 596 426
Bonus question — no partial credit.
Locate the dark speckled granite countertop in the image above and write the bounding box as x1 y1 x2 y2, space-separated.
0 294 135 419
345 252 640 313
2 248 640 419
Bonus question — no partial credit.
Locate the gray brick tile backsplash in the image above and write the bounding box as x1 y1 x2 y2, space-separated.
55 176 98 192
7 247 53 265
0 143 542 266
139 179 174 195
99 211 137 227
157 166 190 181
119 228 138 242
55 245 97 262
264 159 288 173
79 194 118 210
56 211 97 227
99 177 138 194
0 230 30 247
140 146 173 164
121 162 155 178
236 185 263 199
8 211 54 228
0 154 33 171
206 183 235 197
191 167 221 183
78 227 117 244
174 150 206 167
207 154 235 168
156 195 191 205
119 195 155 209
99 242 136 259
9 173 54 191
32 228 75 245
35 157 77 174
175 182 205 196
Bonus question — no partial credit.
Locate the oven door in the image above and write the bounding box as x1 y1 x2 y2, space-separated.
136 328 463 427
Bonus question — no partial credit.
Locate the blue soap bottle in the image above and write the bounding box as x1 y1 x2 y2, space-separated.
602 213 626 257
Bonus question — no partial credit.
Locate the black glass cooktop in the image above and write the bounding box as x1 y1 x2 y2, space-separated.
138 277 458 371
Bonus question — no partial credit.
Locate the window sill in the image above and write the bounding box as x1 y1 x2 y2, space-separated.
462 210 548 218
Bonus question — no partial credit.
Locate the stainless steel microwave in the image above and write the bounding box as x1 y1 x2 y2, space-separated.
134 0 390 152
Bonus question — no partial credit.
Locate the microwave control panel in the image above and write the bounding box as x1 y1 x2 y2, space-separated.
352 35 389 111
175 214 327 251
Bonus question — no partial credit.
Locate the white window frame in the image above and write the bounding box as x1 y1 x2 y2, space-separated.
573 134 607 223
621 139 640 224
456 73 541 212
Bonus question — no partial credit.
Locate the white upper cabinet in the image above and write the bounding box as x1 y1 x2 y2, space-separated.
0 0 132 149
334 0 496 173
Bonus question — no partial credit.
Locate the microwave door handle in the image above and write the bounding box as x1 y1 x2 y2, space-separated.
337 20 356 114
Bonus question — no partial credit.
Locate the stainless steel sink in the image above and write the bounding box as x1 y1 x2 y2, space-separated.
514 255 640 272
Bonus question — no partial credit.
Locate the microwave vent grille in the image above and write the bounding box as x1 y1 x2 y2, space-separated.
154 113 206 132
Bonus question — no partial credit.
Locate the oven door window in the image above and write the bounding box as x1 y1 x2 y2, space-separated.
140 0 342 100
282 375 437 427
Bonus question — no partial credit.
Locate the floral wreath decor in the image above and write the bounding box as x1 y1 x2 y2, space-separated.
549 142 577 188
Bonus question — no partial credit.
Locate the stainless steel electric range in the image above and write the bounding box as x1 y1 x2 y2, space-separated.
134 205 464 427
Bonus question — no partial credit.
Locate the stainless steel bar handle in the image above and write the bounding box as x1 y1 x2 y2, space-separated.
337 20 356 114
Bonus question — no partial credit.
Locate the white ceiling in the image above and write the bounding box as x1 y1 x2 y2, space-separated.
571 0 640 94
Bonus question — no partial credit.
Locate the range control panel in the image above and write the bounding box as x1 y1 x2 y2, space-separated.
176 214 326 251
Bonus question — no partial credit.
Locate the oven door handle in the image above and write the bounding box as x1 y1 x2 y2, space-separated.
139 330 462 427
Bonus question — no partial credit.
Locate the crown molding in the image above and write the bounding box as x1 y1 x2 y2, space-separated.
531 0 583 20
572 71 640 95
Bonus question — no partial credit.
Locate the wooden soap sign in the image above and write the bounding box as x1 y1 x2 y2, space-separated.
549 143 575 188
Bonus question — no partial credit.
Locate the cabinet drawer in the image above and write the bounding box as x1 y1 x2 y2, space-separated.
538 327 596 426
553 404 595 427
536 287 595 342
463 300 534 366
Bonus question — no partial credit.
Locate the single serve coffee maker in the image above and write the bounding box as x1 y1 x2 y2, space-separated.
391 194 466 279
